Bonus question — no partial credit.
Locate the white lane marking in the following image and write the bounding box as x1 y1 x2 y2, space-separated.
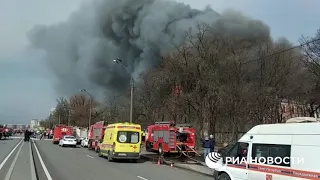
4 142 24 180
137 176 148 180
0 139 23 170
11 137 23 139
86 155 95 159
32 138 51 141
33 139 53 180
29 142 37 180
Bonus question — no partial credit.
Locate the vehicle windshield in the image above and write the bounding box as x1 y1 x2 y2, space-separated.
225 142 249 163
117 131 140 144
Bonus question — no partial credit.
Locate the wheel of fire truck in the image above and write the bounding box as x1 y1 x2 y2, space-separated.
218 173 231 180
145 141 152 152
0 133 2 140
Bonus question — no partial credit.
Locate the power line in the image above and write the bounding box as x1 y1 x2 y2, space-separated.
243 37 320 65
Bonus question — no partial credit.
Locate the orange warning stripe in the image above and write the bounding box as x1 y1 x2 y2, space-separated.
228 163 320 179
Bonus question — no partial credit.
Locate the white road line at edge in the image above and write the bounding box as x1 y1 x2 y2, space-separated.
86 155 95 159
0 139 23 170
32 139 53 180
29 142 37 180
137 176 148 180
4 142 24 180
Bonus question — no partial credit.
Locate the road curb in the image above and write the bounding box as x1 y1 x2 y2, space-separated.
169 163 213 177
140 154 213 177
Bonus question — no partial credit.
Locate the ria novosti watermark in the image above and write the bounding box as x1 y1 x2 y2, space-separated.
225 157 304 165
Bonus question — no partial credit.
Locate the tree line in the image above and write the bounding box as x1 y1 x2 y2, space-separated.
40 24 320 144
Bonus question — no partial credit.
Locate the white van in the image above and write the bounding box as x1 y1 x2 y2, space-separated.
213 117 320 180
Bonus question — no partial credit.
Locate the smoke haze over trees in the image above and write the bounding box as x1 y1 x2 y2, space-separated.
28 0 269 97
33 0 320 143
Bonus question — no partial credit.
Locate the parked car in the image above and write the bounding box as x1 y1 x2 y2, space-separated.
59 135 77 147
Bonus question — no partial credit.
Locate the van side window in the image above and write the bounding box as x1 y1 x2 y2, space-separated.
227 142 249 164
251 144 291 167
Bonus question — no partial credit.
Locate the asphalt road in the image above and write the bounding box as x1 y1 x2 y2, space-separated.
34 140 213 180
0 138 37 180
0 139 20 165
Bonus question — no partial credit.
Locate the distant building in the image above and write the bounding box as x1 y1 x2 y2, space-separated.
30 119 40 129
16 124 26 130
6 124 17 129
280 99 320 121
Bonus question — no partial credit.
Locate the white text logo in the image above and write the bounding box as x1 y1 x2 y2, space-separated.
226 157 304 165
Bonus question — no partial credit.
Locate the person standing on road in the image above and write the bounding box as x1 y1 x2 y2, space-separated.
40 132 44 140
202 136 212 160
28 130 32 141
24 129 30 141
209 134 216 152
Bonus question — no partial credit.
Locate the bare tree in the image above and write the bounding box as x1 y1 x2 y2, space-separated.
300 28 320 116
42 23 318 146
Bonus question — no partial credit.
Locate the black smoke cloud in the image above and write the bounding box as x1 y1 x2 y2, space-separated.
28 0 270 97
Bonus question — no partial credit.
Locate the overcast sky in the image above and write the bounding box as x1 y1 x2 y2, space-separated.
0 0 319 124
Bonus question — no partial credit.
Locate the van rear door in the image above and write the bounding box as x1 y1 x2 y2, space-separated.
116 131 140 153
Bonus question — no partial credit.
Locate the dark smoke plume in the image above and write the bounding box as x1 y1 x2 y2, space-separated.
27 0 270 98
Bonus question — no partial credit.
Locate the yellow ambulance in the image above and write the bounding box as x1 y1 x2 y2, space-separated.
99 122 142 162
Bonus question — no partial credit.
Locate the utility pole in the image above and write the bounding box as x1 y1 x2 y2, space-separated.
129 76 134 123
89 97 92 127
113 57 134 123
80 89 92 129
68 109 71 126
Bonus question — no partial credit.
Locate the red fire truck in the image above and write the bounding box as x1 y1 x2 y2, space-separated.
145 121 197 155
0 127 13 140
88 121 107 151
52 124 73 144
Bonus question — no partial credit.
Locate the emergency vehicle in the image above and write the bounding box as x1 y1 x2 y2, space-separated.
0 127 12 140
52 124 73 144
88 121 107 150
145 121 197 155
99 122 142 162
212 117 320 180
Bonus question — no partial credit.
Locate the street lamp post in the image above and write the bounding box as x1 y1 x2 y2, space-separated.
113 57 133 123
80 89 92 129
